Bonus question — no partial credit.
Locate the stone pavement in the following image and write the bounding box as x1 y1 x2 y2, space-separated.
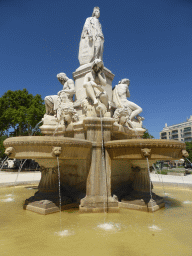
150 173 192 188
0 171 192 188
0 171 41 187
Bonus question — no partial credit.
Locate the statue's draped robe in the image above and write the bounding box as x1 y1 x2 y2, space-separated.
78 17 104 65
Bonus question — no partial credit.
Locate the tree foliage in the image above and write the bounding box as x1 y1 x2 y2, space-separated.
0 89 45 136
142 129 154 139
0 135 7 159
185 141 192 162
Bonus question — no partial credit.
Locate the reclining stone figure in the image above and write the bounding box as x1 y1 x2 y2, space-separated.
44 73 75 116
113 78 144 128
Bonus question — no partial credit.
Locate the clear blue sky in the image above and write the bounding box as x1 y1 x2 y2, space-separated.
1 0 192 138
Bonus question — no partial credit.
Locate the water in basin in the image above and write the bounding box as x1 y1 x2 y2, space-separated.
0 185 192 256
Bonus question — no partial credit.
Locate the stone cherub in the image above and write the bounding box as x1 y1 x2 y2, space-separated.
44 73 75 116
78 7 104 65
113 78 144 129
82 59 108 116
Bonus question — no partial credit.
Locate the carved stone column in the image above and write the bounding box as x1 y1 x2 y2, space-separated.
38 167 59 194
79 117 119 212
132 167 150 193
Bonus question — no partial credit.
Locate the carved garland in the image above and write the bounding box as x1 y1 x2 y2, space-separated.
4 140 92 148
105 142 185 149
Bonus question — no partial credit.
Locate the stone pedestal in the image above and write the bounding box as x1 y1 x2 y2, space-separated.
79 117 119 212
24 166 75 214
118 161 165 212
73 64 115 102
40 115 65 136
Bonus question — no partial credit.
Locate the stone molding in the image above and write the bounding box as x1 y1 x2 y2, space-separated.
105 139 185 149
4 137 92 148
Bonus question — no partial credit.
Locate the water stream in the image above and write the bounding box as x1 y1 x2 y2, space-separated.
146 157 161 231
100 110 108 215
30 120 43 136
152 164 166 196
0 156 8 171
53 121 61 136
57 156 62 232
7 159 28 201
186 158 192 165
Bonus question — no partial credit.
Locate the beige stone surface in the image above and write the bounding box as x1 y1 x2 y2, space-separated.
73 63 114 102
78 7 104 65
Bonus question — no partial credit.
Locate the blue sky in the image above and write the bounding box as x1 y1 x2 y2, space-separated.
1 0 192 138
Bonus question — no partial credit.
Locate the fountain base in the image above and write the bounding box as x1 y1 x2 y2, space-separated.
79 196 119 213
23 189 81 214
119 192 165 212
24 200 60 215
24 200 79 215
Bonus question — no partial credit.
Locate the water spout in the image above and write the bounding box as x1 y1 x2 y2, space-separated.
31 120 43 136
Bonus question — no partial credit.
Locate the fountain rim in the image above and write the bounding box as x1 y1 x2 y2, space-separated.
105 139 186 149
3 136 93 148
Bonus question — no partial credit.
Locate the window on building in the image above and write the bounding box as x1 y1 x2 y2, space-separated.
184 138 192 142
184 127 191 132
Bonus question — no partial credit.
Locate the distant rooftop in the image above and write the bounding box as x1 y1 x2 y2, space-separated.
164 115 192 129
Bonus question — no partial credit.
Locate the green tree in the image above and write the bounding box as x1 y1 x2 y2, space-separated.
185 141 192 162
142 129 154 139
0 135 7 159
0 89 45 136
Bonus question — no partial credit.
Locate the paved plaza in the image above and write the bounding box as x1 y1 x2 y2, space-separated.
0 171 192 187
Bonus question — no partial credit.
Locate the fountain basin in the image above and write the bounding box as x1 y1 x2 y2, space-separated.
4 136 93 214
105 139 186 212
4 136 92 166
1 185 192 256
105 139 185 162
4 136 187 214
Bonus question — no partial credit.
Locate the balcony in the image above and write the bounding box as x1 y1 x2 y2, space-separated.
184 127 191 132
183 132 192 138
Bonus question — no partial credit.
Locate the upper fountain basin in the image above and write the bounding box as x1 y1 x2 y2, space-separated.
3 136 92 164
105 139 185 162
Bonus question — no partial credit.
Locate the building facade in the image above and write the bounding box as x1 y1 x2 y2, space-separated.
160 116 192 142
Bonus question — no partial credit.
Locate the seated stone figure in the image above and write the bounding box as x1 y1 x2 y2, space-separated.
113 78 144 128
56 91 78 126
44 73 75 116
83 59 108 108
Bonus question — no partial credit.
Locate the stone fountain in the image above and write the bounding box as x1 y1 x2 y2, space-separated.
4 7 187 214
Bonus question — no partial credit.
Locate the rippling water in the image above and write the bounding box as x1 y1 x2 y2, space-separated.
0 186 192 256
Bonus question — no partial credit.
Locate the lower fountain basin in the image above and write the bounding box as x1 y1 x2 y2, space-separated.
1 184 192 256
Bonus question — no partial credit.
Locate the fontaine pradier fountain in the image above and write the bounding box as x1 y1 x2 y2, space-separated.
4 7 187 214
